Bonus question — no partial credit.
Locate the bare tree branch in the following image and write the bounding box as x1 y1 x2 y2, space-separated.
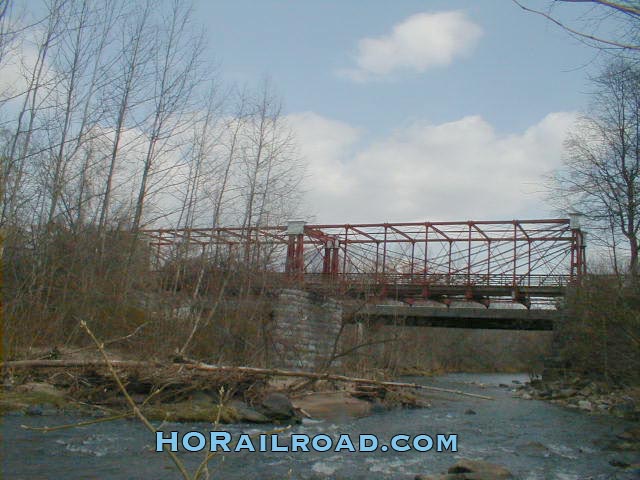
513 0 640 51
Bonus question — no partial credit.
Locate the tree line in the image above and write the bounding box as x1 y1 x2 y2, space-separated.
0 0 303 235
536 0 640 384
0 0 304 359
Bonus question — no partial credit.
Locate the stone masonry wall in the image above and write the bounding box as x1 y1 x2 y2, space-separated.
270 289 342 370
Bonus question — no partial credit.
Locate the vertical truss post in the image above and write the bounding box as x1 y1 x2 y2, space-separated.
295 234 304 273
447 240 452 285
423 224 429 281
382 224 388 276
512 221 517 288
569 213 586 282
322 238 340 276
331 241 340 276
570 229 586 281
285 221 305 280
467 222 472 286
410 241 415 277
322 243 331 274
155 232 162 269
528 240 532 288
342 226 348 275
487 240 491 286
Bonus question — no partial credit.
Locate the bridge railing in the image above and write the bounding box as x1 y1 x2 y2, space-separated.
302 272 570 288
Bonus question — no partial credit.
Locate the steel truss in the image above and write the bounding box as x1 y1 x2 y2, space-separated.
141 219 585 301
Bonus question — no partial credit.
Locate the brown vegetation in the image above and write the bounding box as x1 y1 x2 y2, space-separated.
552 275 640 385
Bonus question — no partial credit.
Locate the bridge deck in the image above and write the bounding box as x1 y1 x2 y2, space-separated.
351 305 560 331
305 278 565 299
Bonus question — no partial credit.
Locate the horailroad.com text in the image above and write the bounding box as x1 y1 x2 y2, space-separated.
156 431 458 453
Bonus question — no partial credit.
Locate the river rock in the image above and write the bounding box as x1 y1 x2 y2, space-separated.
609 459 630 468
16 382 65 398
228 400 270 423
516 441 550 457
610 398 638 420
415 458 513 480
616 425 640 442
464 409 477 415
259 392 301 423
292 392 372 420
610 426 640 451
577 400 593 411
25 405 43 416
449 459 513 479
553 388 577 399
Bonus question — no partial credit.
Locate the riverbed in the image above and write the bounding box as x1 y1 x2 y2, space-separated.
3 373 638 479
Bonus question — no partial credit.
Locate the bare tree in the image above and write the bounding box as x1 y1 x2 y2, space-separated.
1 0 65 226
210 88 248 229
45 0 101 225
550 58 640 275
0 0 16 70
238 81 302 266
513 0 640 53
131 0 205 231
97 0 151 235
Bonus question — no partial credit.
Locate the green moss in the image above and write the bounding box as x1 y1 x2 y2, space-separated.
142 401 240 423
0 390 68 414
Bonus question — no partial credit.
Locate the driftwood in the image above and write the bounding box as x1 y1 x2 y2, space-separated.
2 359 162 369
181 362 494 400
1 359 493 400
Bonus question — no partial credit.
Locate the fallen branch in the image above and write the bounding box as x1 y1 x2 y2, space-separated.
181 361 494 400
3 359 162 369
1 358 493 400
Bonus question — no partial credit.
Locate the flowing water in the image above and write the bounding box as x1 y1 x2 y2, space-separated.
3 373 639 479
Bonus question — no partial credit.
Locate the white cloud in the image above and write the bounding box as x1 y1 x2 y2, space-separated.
0 44 41 103
286 112 361 197
340 11 483 81
289 111 577 224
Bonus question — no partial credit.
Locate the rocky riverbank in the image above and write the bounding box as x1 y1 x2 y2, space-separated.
512 377 640 420
511 376 640 456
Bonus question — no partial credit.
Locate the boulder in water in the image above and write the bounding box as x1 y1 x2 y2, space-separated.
415 458 513 479
448 459 513 478
260 392 301 423
229 400 270 423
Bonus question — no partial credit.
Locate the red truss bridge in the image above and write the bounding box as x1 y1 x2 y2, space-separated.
142 218 586 308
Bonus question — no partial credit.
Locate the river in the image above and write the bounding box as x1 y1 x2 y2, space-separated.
3 373 638 479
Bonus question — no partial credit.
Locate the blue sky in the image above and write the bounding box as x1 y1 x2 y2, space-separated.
197 1 598 134
194 1 607 223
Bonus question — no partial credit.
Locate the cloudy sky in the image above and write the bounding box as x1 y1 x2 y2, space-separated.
195 0 607 224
